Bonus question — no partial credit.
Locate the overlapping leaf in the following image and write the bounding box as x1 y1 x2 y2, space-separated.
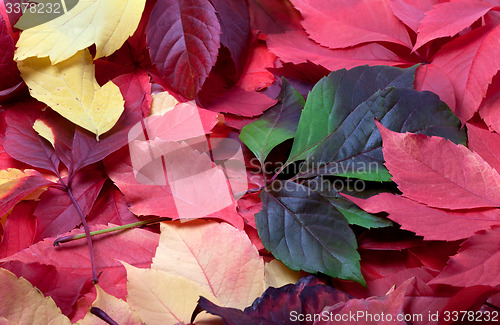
288 65 466 182
15 0 147 63
0 268 71 325
377 121 500 209
146 0 221 99
152 221 264 309
256 181 364 284
18 50 125 138
240 79 304 163
289 0 412 49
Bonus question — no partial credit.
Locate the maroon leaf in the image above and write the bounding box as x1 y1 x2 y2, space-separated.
200 276 352 324
0 15 24 104
146 0 221 99
247 0 303 35
209 0 252 82
3 104 60 174
34 168 106 240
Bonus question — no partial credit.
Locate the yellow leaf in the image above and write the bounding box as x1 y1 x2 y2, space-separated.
152 220 265 309
150 91 179 116
123 263 218 325
0 269 71 325
33 119 55 147
77 285 142 325
15 0 147 64
18 50 124 139
264 259 303 289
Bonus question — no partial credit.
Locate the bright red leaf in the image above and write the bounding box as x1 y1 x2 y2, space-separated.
479 75 500 134
345 193 500 241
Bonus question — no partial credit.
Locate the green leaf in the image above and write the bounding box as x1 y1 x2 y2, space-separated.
300 87 465 181
287 65 466 181
307 177 392 228
240 79 305 163
287 65 418 164
255 180 365 285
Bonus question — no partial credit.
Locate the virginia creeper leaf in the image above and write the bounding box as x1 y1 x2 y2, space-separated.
124 263 218 325
289 0 412 49
240 79 304 163
288 65 418 164
429 22 500 122
34 168 105 240
311 178 392 228
430 227 500 287
146 0 221 99
267 30 404 72
413 0 499 50
3 107 60 174
152 220 264 309
0 268 71 325
467 122 500 173
86 184 139 226
256 181 364 284
78 285 142 325
0 201 36 258
199 276 352 324
18 49 125 139
0 226 159 315
377 121 500 209
388 0 442 33
15 0 147 63
345 193 500 241
479 75 500 135
69 71 146 173
0 15 23 102
0 168 51 217
209 0 251 81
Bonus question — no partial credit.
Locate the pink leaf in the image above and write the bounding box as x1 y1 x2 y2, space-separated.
146 0 221 99
388 0 443 33
377 121 500 209
414 0 499 50
429 23 500 122
467 122 500 173
267 30 406 72
289 0 412 49
479 74 500 134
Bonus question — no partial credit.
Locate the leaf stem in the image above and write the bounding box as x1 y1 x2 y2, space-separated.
53 217 169 245
66 186 99 283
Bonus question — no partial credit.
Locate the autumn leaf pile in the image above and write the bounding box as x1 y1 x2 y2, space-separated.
0 0 499 324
